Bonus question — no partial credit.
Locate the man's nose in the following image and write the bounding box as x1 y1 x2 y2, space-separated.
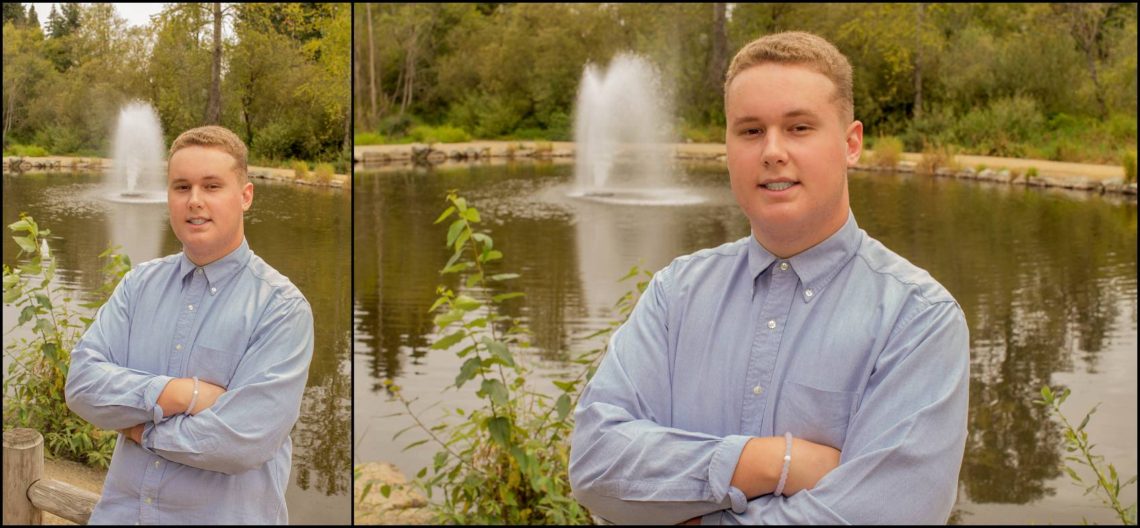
188 186 204 208
761 131 788 167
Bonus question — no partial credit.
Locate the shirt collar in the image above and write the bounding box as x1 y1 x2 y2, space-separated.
177 238 252 287
748 211 863 302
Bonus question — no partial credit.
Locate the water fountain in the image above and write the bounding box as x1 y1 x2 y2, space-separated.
105 101 167 203
571 54 704 206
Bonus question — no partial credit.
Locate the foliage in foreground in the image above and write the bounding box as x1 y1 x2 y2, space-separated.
2 215 130 468
1037 386 1137 525
373 192 649 524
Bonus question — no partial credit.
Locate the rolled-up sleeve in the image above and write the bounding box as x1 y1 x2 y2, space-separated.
570 269 751 524
707 301 970 524
65 271 173 430
142 295 314 475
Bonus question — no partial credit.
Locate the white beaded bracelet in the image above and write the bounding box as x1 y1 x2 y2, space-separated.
774 432 793 496
185 376 200 416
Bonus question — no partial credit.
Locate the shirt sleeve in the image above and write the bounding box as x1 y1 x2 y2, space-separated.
705 300 970 525
569 267 752 524
141 294 314 475
65 270 174 430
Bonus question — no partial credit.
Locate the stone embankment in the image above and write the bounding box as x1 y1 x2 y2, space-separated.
355 141 1136 196
353 462 433 525
2 156 349 189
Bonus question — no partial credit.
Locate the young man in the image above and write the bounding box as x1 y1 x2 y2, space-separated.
569 32 969 524
65 126 314 524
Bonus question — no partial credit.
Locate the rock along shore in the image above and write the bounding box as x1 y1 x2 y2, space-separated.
354 141 1136 196
2 156 349 189
354 462 434 525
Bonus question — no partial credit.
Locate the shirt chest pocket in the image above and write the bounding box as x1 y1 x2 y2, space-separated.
189 343 243 388
774 380 859 450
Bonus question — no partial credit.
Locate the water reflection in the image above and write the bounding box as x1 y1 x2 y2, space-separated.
3 173 352 524
357 163 1136 524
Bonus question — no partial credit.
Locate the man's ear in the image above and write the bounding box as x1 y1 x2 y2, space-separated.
845 120 864 167
241 181 254 212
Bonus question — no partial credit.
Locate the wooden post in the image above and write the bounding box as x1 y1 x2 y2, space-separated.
4 428 44 525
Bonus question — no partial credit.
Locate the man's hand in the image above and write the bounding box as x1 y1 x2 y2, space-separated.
731 436 841 499
157 377 228 416
119 423 144 444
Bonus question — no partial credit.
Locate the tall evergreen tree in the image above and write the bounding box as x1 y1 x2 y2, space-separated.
26 4 39 29
2 3 26 26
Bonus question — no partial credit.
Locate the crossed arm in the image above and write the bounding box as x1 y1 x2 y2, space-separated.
569 271 970 524
65 273 315 474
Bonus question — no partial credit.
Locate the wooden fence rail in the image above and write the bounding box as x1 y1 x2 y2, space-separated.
3 428 99 525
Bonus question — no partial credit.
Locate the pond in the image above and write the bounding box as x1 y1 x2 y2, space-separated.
2 171 352 525
354 161 1137 524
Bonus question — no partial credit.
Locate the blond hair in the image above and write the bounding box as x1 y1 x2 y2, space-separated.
725 31 854 123
169 125 249 183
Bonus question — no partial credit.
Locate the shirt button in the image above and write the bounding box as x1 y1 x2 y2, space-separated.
767 320 777 330
752 385 763 395
210 287 217 294
154 461 161 468
175 344 182 350
779 262 789 271
144 497 152 504
196 268 202 274
188 304 194 311
805 289 814 298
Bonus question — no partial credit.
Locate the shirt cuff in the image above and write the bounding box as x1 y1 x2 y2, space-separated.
144 375 175 424
139 421 157 454
709 434 751 514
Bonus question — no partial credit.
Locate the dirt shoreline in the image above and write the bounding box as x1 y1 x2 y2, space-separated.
354 141 1136 195
2 156 349 189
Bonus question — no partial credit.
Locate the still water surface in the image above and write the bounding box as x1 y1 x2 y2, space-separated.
2 172 352 525
355 162 1136 524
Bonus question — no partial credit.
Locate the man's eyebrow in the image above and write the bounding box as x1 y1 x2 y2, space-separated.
731 109 820 127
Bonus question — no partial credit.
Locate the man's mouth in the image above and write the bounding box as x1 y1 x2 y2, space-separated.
759 181 797 191
188 218 210 225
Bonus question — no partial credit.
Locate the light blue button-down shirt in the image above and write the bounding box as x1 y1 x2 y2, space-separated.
65 239 313 525
569 212 969 524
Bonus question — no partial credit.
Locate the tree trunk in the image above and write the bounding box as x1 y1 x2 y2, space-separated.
204 2 223 125
707 4 727 95
366 3 378 128
913 3 924 119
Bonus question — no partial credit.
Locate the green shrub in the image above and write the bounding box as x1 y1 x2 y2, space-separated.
1123 150 1136 185
870 135 903 169
917 143 959 174
1037 386 1137 525
409 124 471 144
354 132 387 145
4 144 50 157
291 160 310 181
3 215 130 469
1026 166 1039 180
382 192 652 524
314 162 335 184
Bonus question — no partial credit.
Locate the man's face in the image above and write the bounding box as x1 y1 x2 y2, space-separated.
167 145 253 266
725 62 862 255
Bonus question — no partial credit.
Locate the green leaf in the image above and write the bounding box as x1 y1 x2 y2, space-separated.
1065 465 1084 483
446 219 465 247
480 379 509 407
440 261 471 275
454 230 471 252
402 439 429 452
19 305 35 325
453 197 468 213
492 292 525 303
433 308 465 328
485 416 511 447
1041 386 1053 404
465 272 483 288
553 380 577 392
455 357 482 388
1058 387 1071 406
427 296 449 313
485 339 515 367
472 233 493 249
483 249 503 262
461 207 481 223
489 273 520 281
35 293 52 311
556 394 572 420
8 218 31 233
431 330 467 351
379 483 391 498
434 206 456 224
417 467 427 479
13 235 36 253
454 295 481 311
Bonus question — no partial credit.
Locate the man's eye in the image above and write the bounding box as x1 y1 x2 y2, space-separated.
792 125 812 133
743 128 761 136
